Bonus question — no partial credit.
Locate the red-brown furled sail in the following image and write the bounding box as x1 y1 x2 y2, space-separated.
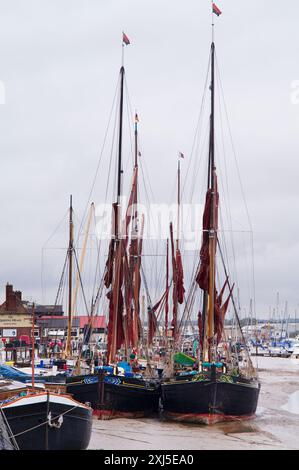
176 248 185 304
165 239 169 335
148 291 167 346
170 222 178 340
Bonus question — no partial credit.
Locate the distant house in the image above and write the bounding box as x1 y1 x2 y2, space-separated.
27 304 64 317
0 283 34 341
36 315 106 341
0 283 62 342
0 283 106 344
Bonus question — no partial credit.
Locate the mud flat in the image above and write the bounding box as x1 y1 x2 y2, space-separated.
88 357 299 450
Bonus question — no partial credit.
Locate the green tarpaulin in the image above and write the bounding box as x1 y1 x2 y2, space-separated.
173 352 197 367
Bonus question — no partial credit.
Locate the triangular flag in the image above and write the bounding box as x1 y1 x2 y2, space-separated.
122 32 130 45
212 3 222 16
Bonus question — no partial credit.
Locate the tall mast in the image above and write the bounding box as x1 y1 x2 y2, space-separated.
66 194 74 357
176 159 181 251
134 112 138 168
31 303 35 391
72 202 94 314
205 41 216 361
110 63 125 362
165 239 169 337
116 65 125 240
133 112 139 232
249 297 253 331
172 158 181 345
210 42 215 187
132 112 140 352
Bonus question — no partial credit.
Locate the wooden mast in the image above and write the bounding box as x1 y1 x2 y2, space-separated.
165 239 169 339
176 158 181 252
170 222 177 341
208 41 216 360
65 194 74 357
110 64 125 363
203 41 216 362
31 303 35 391
117 66 125 219
132 113 140 352
72 202 94 315
134 112 138 168
172 157 181 345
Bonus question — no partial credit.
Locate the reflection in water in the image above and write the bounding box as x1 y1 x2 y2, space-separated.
282 391 299 415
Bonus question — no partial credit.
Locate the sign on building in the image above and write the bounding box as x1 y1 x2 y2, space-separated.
2 329 17 337
0 314 31 328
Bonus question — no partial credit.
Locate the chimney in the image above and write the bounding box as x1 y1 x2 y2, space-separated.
5 283 19 311
15 291 22 301
6 283 13 300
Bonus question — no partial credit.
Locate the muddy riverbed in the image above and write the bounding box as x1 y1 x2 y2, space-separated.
88 357 299 450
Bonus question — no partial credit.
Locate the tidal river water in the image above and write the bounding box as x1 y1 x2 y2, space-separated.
88 357 299 450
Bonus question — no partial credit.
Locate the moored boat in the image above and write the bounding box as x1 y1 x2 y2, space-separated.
160 3 260 424
66 369 160 419
65 32 163 419
161 363 260 424
1 391 92 450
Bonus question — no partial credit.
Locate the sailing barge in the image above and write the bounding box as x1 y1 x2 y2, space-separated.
66 369 160 419
161 8 260 424
66 35 161 418
161 364 260 424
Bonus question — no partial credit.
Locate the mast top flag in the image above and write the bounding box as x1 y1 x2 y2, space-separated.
122 32 130 45
212 3 222 17
121 32 130 66
211 3 222 42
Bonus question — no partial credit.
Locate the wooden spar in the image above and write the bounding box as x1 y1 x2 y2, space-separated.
116 66 125 238
133 214 144 351
109 65 125 363
165 239 169 336
71 202 94 315
132 113 139 350
141 291 145 325
176 158 181 251
110 242 122 363
122 251 129 357
65 195 74 357
170 222 177 341
203 42 216 361
31 303 35 391
175 157 181 346
134 112 138 167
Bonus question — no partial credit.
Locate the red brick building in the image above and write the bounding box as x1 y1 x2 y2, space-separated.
0 283 35 342
0 283 106 344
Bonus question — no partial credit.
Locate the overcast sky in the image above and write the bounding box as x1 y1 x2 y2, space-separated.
0 0 298 319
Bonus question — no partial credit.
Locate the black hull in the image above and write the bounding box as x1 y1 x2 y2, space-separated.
0 414 14 449
161 378 260 424
66 374 160 418
2 399 92 450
